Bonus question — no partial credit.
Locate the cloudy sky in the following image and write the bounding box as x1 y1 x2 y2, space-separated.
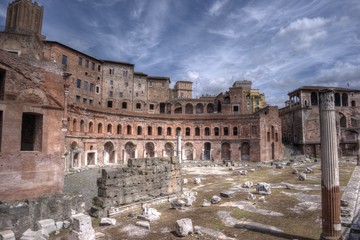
1 0 359 106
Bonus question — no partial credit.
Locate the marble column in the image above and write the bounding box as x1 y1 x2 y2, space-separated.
319 90 342 240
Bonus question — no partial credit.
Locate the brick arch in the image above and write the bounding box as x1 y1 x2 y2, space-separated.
17 88 49 105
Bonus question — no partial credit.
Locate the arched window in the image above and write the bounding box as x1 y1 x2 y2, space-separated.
214 127 219 136
89 122 94 133
195 127 200 136
196 103 204 114
223 127 229 136
342 93 348 106
205 127 210 136
98 123 103 133
207 103 214 113
335 93 341 106
185 127 191 136
122 102 127 109
233 127 238 136
148 126 152 135
107 124 112 133
73 119 77 131
217 101 222 113
224 96 230 104
157 127 162 136
174 103 182 114
176 127 181 135
167 127 172 136
340 113 347 128
117 124 122 134
185 103 193 114
80 120 85 132
127 125 132 135
137 126 142 135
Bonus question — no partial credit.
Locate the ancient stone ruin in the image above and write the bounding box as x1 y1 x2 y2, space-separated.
91 157 182 218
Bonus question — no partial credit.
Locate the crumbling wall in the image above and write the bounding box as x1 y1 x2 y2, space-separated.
91 156 181 218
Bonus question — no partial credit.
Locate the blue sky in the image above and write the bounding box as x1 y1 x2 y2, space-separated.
1 0 359 106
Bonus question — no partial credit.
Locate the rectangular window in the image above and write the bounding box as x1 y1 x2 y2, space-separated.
136 103 141 109
110 68 115 75
162 82 165 87
90 83 94 92
78 57 82 66
76 95 81 102
125 82 129 87
21 113 43 151
0 69 5 101
136 93 139 97
96 86 100 94
91 62 95 70
76 79 81 88
233 106 239 112
119 92 123 98
85 59 89 68
84 81 88 91
61 55 67 65
98 65 101 72
150 104 154 110
83 98 87 104
138 83 141 88
123 70 128 77
89 99 93 105
109 91 113 98
107 101 113 108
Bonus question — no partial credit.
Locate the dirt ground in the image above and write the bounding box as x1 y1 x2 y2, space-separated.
52 159 356 240
96 160 355 240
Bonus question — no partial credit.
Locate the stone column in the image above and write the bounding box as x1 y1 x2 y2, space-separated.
177 130 182 163
319 90 342 240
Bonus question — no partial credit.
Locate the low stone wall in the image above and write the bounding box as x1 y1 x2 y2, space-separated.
0 194 85 238
91 157 182 218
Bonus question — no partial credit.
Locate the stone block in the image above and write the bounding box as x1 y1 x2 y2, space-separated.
55 221 63 231
136 221 150 230
175 218 193 237
72 214 93 232
100 218 116 226
220 191 236 198
37 219 56 235
0 230 15 240
69 229 95 240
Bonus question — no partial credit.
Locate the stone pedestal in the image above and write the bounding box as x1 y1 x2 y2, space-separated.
319 90 341 240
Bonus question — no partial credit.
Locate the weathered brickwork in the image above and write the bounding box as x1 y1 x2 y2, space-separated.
280 86 360 157
91 157 181 217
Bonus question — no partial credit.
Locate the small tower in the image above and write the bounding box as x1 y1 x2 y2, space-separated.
0 0 45 59
5 0 44 37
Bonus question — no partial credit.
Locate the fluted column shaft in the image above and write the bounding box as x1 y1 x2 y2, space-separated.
319 90 342 240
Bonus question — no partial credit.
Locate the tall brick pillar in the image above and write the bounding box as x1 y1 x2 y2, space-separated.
319 90 342 240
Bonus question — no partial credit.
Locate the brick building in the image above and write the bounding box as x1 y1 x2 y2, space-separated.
280 86 360 157
0 0 282 201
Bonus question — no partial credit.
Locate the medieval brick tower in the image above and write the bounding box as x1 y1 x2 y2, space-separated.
0 0 44 59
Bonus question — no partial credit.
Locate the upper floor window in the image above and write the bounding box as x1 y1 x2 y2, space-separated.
76 79 81 88
136 103 141 109
84 81 88 91
90 83 94 92
91 62 95 70
76 95 81 102
123 70 128 77
119 92 123 98
149 104 154 110
109 68 115 75
185 127 191 136
224 127 229 136
62 55 67 65
109 91 113 98
205 127 210 136
233 106 239 112
214 127 219 136
125 82 129 87
162 82 165 87
98 65 101 72
138 83 141 88
78 57 82 66
85 59 89 68
122 102 127 109
95 86 100 94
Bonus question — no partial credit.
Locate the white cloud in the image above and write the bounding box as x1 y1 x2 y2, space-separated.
208 28 241 39
316 62 360 88
187 71 200 80
208 0 229 16
278 17 330 36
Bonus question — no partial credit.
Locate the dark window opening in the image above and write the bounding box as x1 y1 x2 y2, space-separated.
233 106 239 112
78 57 82 66
160 103 166 114
311 92 318 106
122 102 127 109
224 127 229 136
167 127 172 136
214 127 219 136
137 126 142 135
335 93 341 106
233 127 238 136
195 127 200 136
342 93 348 107
127 125 132 134
117 124 122 134
136 103 141 109
76 79 81 88
0 111 2 151
186 127 190 136
148 126 152 135
150 104 155 110
157 127 162 136
205 127 210 136
351 100 356 107
0 69 5 100
107 101 113 108
21 113 43 151
61 55 67 65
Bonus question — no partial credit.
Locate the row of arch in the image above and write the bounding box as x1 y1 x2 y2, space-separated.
69 140 252 168
69 118 259 137
310 92 355 107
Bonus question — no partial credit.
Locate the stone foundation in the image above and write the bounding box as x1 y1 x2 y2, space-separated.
91 157 182 218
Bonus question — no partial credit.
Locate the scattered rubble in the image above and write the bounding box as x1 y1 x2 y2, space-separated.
242 181 253 188
69 213 95 240
256 182 271 195
175 218 193 237
100 217 116 226
211 195 222 204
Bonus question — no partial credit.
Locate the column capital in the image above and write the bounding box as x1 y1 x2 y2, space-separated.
319 90 335 110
